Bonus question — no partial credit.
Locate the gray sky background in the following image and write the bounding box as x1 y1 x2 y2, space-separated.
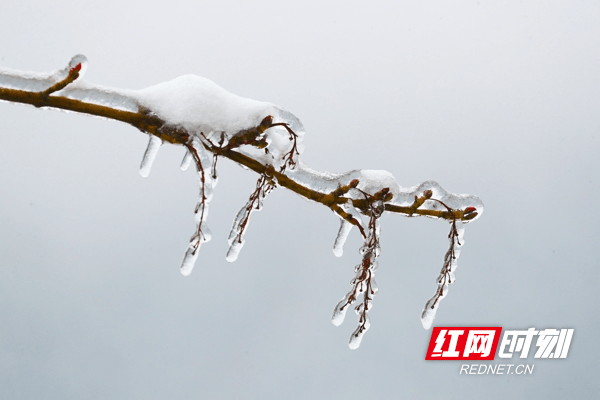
1 1 598 398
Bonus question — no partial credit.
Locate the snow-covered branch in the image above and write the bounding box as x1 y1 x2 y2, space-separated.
0 55 484 348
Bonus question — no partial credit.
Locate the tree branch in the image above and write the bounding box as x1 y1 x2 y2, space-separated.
0 57 485 346
0 59 480 224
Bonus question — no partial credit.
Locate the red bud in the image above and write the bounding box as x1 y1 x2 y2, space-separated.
258 115 273 133
70 63 82 73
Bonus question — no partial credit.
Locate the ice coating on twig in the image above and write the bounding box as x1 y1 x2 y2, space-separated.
61 81 140 112
286 164 484 220
421 220 465 329
0 55 140 113
139 135 162 178
223 109 305 173
0 66 65 92
226 174 275 262
180 137 216 275
0 56 85 92
332 193 385 349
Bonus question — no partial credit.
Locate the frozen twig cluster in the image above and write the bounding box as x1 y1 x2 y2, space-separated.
0 55 484 349
226 170 276 262
420 200 475 329
332 187 390 349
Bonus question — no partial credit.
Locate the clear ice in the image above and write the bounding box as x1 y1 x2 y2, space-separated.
139 135 162 178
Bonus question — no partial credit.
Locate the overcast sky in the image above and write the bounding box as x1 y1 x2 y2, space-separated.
1 1 598 398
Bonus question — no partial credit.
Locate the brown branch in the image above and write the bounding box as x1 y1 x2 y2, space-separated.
0 66 477 223
39 63 81 100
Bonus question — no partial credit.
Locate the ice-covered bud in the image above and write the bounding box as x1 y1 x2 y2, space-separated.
349 179 359 188
67 54 88 79
258 115 273 132
373 187 390 201
423 189 433 199
463 206 478 220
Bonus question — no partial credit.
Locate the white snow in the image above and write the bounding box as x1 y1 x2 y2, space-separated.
135 75 274 135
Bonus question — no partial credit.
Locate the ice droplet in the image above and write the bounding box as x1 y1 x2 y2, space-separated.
139 135 162 178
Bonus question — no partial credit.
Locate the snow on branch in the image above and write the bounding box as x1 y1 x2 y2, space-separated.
0 55 484 349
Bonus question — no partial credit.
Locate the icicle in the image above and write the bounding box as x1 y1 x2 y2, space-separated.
333 220 353 257
180 149 192 171
139 135 162 178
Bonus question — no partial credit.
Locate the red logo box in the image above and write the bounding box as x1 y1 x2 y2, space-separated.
425 327 502 360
